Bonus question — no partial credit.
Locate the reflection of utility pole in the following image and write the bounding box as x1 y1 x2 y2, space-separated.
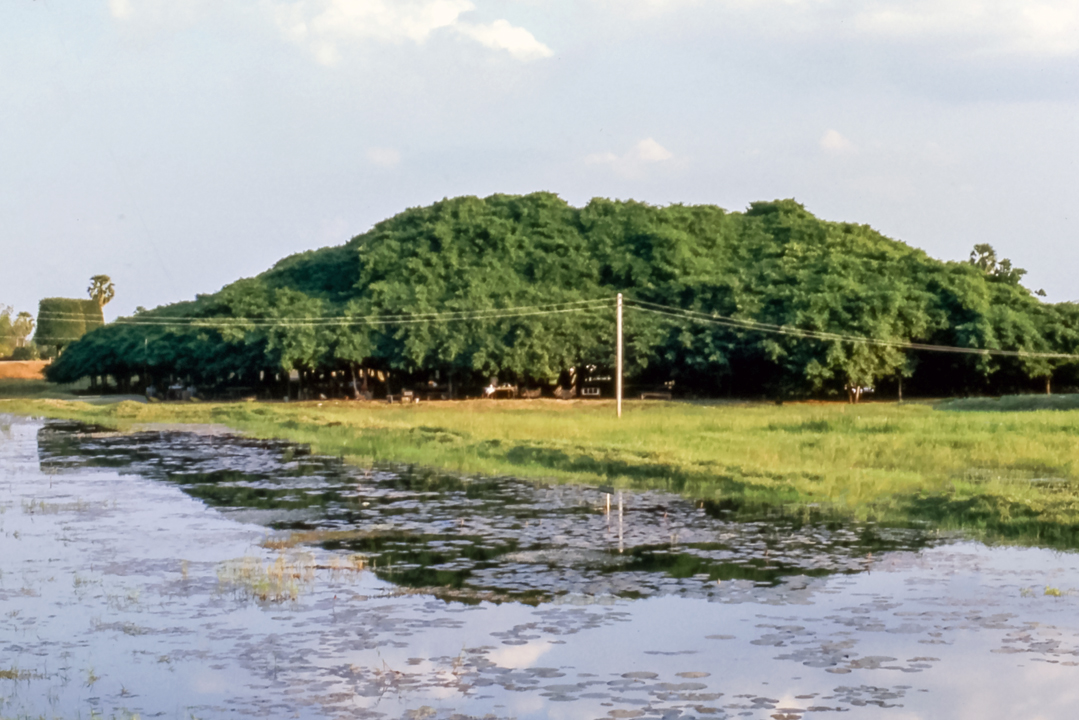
616 293 623 418
605 492 612 538
618 491 624 554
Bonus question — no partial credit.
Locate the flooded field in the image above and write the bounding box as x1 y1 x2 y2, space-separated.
2 416 1079 719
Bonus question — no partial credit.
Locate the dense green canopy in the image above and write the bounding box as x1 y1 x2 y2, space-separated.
46 194 1079 397
35 298 104 355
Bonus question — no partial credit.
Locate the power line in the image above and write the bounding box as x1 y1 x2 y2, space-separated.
34 295 1079 361
118 306 609 328
628 300 1079 361
34 299 614 328
37 299 610 319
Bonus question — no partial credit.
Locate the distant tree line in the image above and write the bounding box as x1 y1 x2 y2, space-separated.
45 194 1079 399
0 306 37 359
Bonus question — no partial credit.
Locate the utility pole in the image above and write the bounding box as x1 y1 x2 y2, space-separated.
616 293 623 418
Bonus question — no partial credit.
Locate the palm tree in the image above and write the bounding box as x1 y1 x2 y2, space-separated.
88 275 115 308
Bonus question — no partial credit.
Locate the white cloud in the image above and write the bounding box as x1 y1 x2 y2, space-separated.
851 0 1079 57
633 136 673 162
588 0 703 19
293 0 470 44
586 137 674 178
456 19 553 61
103 0 216 32
588 0 1079 58
819 129 855 154
109 0 133 20
269 0 552 65
366 146 401 167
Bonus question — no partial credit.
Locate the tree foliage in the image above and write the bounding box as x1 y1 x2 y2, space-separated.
46 194 1079 397
0 310 36 359
35 299 104 355
0 307 19 357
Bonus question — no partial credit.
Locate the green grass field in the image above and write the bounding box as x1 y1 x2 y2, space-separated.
0 377 88 400
4 386 1079 549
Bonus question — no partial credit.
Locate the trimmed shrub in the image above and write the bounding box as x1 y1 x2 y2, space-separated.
35 299 104 352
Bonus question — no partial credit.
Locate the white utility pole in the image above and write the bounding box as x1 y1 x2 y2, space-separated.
616 293 623 418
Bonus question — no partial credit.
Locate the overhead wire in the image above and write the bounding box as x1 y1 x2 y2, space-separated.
32 295 1079 361
34 299 615 328
628 299 1079 360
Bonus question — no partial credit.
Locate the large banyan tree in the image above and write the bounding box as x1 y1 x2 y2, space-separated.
47 193 1079 398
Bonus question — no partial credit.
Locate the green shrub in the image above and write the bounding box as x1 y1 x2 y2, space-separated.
11 344 41 361
35 298 104 353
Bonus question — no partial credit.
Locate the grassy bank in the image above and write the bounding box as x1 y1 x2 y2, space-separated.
4 395 1079 548
0 375 92 400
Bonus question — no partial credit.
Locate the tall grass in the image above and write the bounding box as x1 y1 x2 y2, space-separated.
5 395 1079 548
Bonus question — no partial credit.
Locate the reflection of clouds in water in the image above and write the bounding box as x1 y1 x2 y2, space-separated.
506 693 549 717
418 683 460 700
488 640 553 669
946 659 1079 720
10 419 1079 720
191 668 232 694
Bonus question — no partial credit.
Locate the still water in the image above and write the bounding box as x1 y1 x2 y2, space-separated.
2 416 1079 719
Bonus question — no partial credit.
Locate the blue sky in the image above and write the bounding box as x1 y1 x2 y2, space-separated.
3 0 1077 318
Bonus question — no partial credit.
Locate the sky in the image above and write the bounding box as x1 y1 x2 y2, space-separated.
2 0 1078 319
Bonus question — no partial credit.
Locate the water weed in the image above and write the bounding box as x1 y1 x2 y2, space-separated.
0 667 41 681
216 553 317 603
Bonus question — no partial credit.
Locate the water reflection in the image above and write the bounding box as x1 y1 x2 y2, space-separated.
2 417 1078 720
35 421 936 603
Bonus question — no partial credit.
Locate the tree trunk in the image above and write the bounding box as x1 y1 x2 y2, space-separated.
897 376 903 403
1047 375 1052 396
